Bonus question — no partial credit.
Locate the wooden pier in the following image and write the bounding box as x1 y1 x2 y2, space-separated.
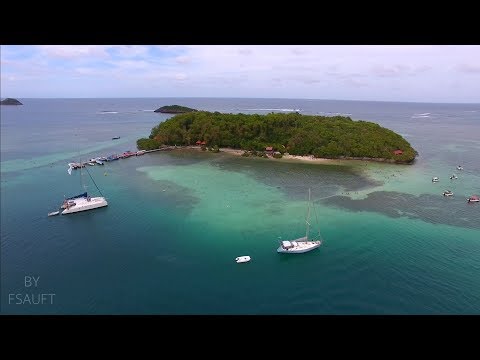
143 146 176 153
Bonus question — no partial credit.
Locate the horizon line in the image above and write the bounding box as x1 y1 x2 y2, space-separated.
2 96 479 105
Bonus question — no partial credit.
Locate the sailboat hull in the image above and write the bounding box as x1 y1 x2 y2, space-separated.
61 196 108 214
277 240 322 253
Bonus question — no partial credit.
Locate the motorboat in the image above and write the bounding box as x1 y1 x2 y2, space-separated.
432 177 439 182
443 190 453 197
235 256 251 263
467 195 479 203
450 174 458 180
457 165 464 171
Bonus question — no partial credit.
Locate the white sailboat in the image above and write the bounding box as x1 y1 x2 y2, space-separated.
61 157 108 215
277 188 323 254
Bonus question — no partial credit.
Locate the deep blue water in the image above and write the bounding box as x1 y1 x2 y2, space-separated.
1 98 479 314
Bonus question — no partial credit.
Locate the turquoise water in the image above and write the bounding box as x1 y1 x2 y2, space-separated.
1 98 479 314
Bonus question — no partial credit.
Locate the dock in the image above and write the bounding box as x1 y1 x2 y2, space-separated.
67 146 177 169
143 146 176 153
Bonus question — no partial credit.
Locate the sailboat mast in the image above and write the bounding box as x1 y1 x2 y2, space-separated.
80 159 83 190
306 188 311 240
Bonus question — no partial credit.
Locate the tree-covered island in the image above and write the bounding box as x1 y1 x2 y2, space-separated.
1 98 23 105
137 111 417 163
154 105 197 113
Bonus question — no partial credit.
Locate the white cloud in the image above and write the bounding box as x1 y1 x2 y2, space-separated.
457 63 480 73
344 78 368 87
74 67 96 75
2 45 480 102
371 64 432 77
175 56 191 64
238 48 253 56
291 47 308 55
372 64 411 77
108 60 151 70
175 73 188 81
112 45 149 58
37 45 111 59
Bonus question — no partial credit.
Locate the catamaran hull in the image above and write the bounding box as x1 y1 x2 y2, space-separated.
61 197 108 214
277 241 322 254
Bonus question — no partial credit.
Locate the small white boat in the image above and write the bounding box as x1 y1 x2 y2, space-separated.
450 174 458 180
443 190 453 197
235 256 251 263
432 177 439 182
48 211 60 216
457 165 464 171
467 195 479 203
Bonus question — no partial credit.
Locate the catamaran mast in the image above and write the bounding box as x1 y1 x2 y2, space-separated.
305 188 311 240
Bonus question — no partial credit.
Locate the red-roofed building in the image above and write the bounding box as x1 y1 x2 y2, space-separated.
200 141 206 145
393 149 403 155
265 146 273 151
196 140 202 145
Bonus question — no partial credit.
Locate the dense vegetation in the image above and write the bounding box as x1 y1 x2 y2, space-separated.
154 105 197 113
137 111 417 163
1 98 23 105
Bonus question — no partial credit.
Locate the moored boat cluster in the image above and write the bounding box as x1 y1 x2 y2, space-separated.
432 165 478 203
68 150 146 169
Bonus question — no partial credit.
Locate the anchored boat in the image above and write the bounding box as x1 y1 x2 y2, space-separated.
277 188 323 254
235 256 251 263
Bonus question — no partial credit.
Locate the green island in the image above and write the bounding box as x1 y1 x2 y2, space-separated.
154 105 197 114
1 98 23 105
137 111 417 163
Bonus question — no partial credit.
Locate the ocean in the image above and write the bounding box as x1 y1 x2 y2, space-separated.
1 98 479 314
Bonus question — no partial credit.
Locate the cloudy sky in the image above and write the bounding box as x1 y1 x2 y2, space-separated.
1 45 479 103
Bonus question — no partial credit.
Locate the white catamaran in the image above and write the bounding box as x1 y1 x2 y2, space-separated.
61 159 108 215
277 188 323 254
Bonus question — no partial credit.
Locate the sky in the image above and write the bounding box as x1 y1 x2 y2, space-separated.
1 45 480 103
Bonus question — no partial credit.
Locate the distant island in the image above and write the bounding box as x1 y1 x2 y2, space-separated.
154 105 197 114
1 98 23 105
137 111 417 164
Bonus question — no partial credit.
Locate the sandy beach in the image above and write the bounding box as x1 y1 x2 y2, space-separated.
178 146 341 164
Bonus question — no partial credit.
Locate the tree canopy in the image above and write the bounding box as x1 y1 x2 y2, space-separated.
137 111 417 163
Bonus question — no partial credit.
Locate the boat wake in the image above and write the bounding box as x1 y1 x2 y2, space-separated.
98 111 119 114
411 113 431 118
